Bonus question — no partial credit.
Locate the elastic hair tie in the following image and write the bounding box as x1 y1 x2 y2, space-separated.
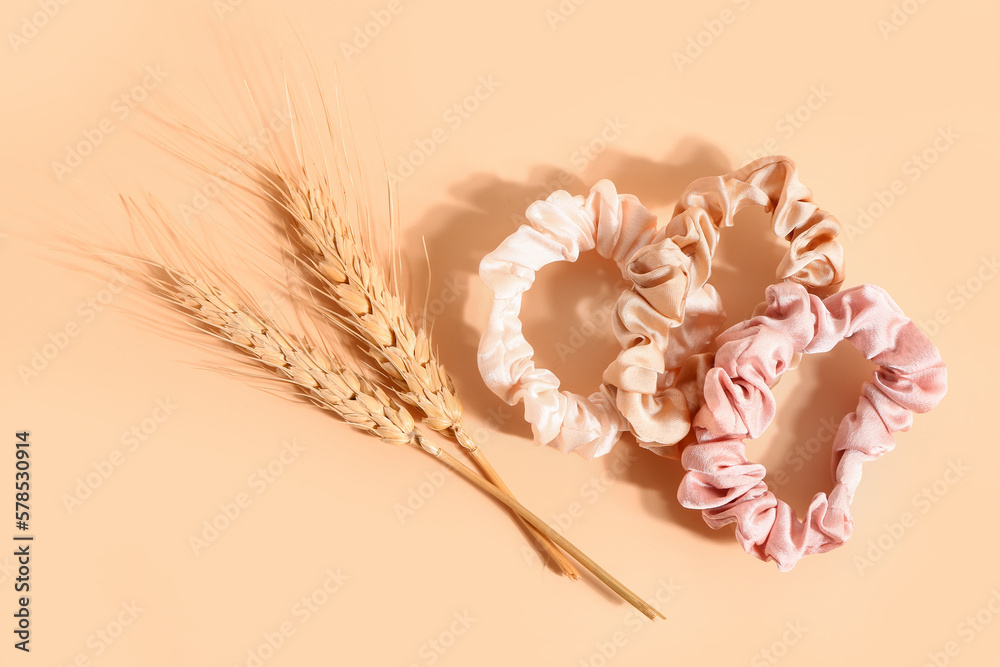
667 155 846 299
677 282 947 570
479 156 848 459
478 180 718 458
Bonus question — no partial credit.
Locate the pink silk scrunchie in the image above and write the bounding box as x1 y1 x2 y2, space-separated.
677 282 947 570
636 155 848 458
479 156 847 459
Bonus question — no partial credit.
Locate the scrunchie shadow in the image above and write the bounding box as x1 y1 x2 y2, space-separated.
408 140 863 545
407 138 734 439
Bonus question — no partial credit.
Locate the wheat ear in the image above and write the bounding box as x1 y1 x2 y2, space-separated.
129 253 659 619
268 172 580 579
143 77 573 576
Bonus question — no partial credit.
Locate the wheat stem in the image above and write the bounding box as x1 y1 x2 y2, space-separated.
133 255 648 613
414 435 664 621
455 427 581 580
275 176 579 578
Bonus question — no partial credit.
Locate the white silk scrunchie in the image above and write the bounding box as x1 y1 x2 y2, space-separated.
479 156 847 459
478 181 723 458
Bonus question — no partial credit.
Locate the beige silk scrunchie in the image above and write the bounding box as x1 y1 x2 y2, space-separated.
667 155 845 299
479 156 846 459
479 180 713 459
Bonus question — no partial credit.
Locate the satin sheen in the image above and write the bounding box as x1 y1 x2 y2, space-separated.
479 156 847 459
677 283 947 570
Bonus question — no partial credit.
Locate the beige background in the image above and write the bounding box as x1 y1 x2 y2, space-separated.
2 0 998 665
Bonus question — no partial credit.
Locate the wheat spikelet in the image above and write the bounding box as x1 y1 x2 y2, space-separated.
163 266 659 618
279 176 464 436
103 203 660 619
141 71 576 576
269 171 580 579
167 267 419 443
148 77 478 443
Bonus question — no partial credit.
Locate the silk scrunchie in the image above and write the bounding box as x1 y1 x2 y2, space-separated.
478 180 720 458
479 156 848 459
667 155 846 298
639 155 848 457
677 282 947 570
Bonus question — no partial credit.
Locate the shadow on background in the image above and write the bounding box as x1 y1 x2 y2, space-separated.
406 138 733 436
405 140 866 542
756 341 876 517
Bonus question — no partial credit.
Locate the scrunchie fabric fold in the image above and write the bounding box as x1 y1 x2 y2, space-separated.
479 155 847 459
677 282 947 570
479 180 716 458
666 156 845 296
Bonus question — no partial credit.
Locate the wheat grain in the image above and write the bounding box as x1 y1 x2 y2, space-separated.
269 172 580 579
280 178 464 434
114 234 660 619
142 78 577 577
169 269 415 438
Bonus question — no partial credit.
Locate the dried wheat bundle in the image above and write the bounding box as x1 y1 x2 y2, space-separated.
100 199 662 619
267 171 580 578
154 77 579 577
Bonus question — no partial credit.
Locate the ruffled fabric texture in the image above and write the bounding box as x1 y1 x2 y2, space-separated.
479 180 715 458
677 282 947 570
478 155 847 459
667 155 846 297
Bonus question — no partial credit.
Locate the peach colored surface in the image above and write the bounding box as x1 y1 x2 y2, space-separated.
2 1 997 665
